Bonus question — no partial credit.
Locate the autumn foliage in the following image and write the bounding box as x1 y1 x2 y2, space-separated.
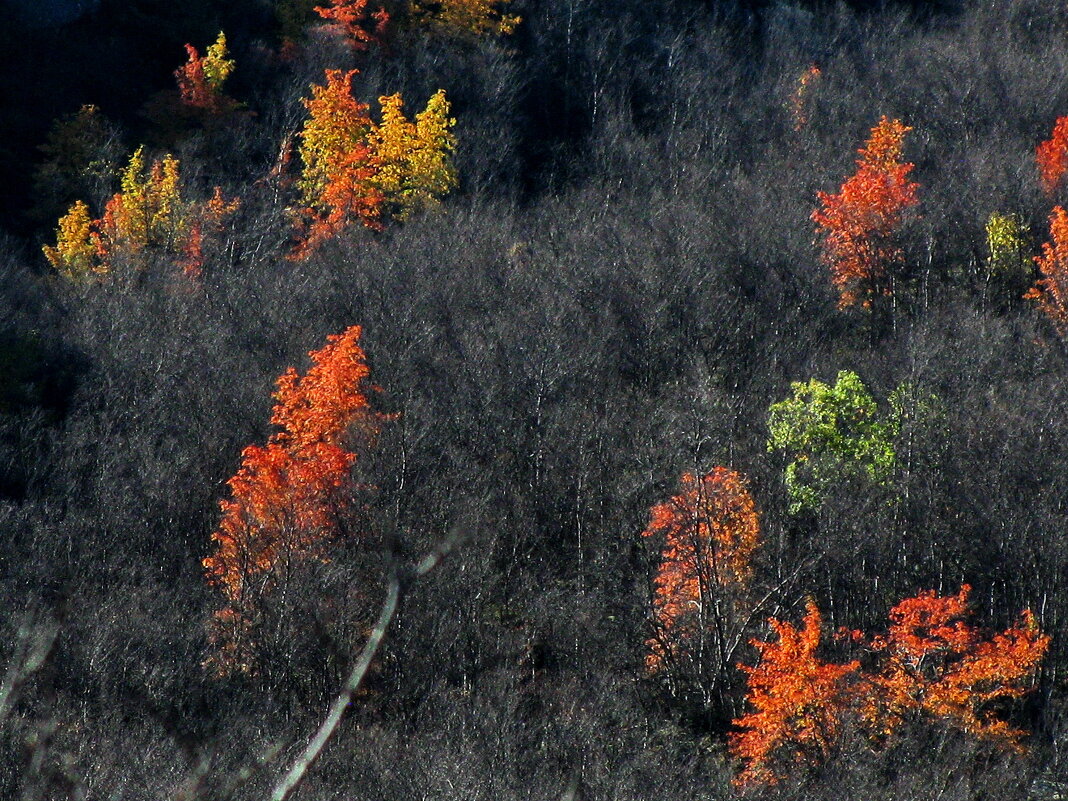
368 90 457 220
730 601 859 786
43 147 238 279
292 70 457 258
860 586 1050 747
1025 205 1068 338
409 0 520 39
175 31 236 113
315 0 390 50
203 325 385 676
643 469 760 708
293 69 382 258
731 587 1049 786
1037 116 1068 195
790 64 821 132
813 116 920 309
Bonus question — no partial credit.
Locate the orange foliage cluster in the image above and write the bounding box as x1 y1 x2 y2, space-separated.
1037 116 1068 195
292 69 383 259
862 586 1050 746
179 187 241 279
812 116 920 309
731 586 1049 786
315 0 390 50
730 601 859 786
643 468 759 673
1025 206 1068 339
203 325 384 675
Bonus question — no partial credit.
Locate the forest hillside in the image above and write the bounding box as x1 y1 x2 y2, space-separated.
1 0 1067 798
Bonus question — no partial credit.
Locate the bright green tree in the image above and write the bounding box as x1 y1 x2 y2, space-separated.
767 371 905 515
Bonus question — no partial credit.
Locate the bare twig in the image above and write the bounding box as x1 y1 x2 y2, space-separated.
0 614 58 729
268 528 461 801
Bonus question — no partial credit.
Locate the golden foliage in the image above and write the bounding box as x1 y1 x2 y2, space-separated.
175 31 236 112
368 90 457 220
42 200 99 279
409 0 519 39
42 147 238 279
293 69 381 259
291 71 457 257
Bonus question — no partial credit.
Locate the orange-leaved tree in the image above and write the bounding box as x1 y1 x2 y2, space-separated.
812 116 920 309
1037 116 1068 195
291 70 458 258
315 0 390 50
293 69 382 259
644 468 760 712
175 31 236 113
860 585 1049 747
790 64 821 132
730 600 860 786
42 200 98 279
203 325 386 677
1025 206 1068 339
731 587 1049 786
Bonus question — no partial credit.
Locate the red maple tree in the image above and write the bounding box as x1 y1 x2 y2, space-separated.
643 469 760 715
731 587 1049 786
203 325 385 676
1037 116 1068 195
860 585 1050 747
1026 205 1068 338
315 0 390 50
730 601 859 786
812 116 920 309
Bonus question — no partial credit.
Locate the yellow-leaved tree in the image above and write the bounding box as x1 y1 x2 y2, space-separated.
42 200 98 279
175 31 237 112
43 146 238 279
368 90 457 220
409 0 519 38
291 71 458 257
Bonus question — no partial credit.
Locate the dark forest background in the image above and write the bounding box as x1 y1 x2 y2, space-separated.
1 0 1068 797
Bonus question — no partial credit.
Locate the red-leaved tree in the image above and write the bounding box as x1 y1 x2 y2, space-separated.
1037 116 1068 195
315 0 390 50
860 585 1050 747
813 116 920 309
1025 205 1068 339
291 69 383 260
175 32 236 114
731 587 1049 786
730 601 859 786
203 325 386 676
644 468 760 713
